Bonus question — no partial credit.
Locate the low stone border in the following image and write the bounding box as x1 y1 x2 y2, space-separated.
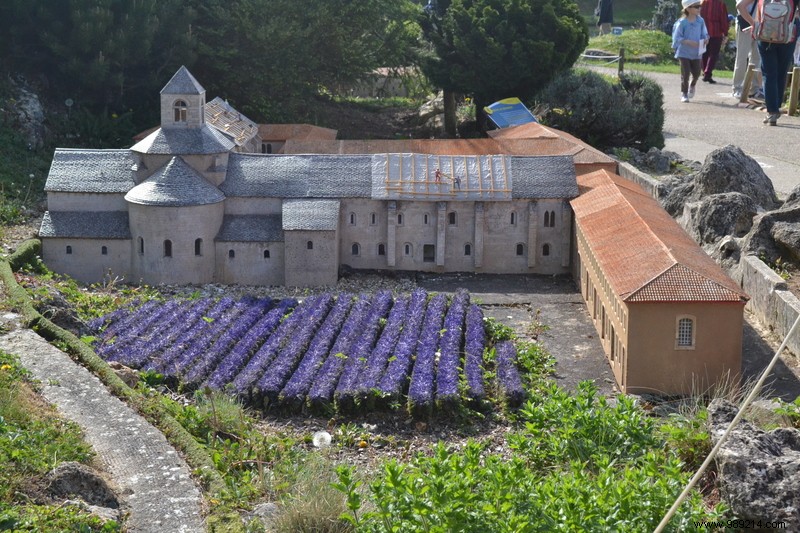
618 161 800 358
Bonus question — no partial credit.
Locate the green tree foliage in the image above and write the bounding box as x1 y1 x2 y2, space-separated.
537 69 665 151
419 0 589 128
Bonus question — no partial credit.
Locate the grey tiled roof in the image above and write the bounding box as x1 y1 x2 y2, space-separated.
282 200 340 231
130 125 235 155
39 211 130 239
221 154 372 198
216 215 284 242
124 157 225 206
510 156 578 199
44 149 135 193
161 66 204 95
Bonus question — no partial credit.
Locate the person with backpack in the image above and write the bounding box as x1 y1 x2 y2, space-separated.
701 0 731 83
673 0 710 103
738 0 799 125
732 0 764 98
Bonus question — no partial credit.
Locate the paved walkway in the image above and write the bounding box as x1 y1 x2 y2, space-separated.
629 68 800 196
0 326 204 533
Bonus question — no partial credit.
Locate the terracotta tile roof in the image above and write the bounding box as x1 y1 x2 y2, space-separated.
258 124 338 142
571 170 748 303
205 97 259 146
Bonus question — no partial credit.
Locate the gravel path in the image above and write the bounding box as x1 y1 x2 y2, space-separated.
0 327 205 533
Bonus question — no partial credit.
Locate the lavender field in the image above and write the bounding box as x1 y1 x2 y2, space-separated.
89 289 526 414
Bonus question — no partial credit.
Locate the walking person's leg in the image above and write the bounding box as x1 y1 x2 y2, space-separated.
680 58 691 100
690 59 702 93
703 36 724 81
732 26 751 95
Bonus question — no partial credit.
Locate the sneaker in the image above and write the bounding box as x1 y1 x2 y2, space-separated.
703 77 717 84
763 112 779 125
688 87 695 99
732 90 742 99
752 89 765 99
681 94 689 103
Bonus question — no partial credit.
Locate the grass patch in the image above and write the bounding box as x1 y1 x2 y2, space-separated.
0 350 121 531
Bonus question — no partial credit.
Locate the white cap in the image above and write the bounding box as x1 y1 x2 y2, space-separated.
682 0 701 8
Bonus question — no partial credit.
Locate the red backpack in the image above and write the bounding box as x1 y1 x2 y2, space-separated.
754 0 798 43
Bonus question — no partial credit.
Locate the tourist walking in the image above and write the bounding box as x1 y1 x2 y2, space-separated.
673 0 710 102
596 0 614 35
732 0 763 97
737 0 798 125
701 0 731 83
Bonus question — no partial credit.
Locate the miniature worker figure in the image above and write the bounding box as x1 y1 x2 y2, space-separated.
434 168 442 182
454 175 462 189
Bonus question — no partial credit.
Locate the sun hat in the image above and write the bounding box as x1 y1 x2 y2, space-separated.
682 0 700 8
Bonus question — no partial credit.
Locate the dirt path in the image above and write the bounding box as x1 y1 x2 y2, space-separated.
0 326 205 533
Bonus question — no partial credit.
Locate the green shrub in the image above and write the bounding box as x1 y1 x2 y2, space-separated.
537 68 665 151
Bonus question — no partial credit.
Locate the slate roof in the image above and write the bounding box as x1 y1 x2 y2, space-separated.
39 211 130 239
282 200 340 231
130 124 235 155
205 97 259 147
124 157 225 206
510 156 578 199
571 170 748 303
216 215 284 242
221 154 373 198
161 66 204 95
44 149 134 193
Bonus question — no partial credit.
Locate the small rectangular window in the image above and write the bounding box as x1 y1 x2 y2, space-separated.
423 244 435 262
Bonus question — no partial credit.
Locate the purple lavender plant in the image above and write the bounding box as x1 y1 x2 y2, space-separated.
94 300 160 355
182 298 273 387
496 341 526 407
254 294 335 404
231 297 316 397
279 294 354 405
354 294 410 398
101 300 181 364
407 293 448 413
307 294 373 407
376 289 428 401
435 289 469 405
147 297 236 374
205 298 295 391
463 304 487 401
333 290 394 408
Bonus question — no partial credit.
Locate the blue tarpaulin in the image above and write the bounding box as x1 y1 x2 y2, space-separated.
484 97 537 128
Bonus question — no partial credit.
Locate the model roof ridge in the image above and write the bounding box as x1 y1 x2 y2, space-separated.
625 263 746 302
161 65 204 95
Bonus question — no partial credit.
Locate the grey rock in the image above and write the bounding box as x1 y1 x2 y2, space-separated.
708 399 800 526
108 361 139 388
645 147 672 174
663 145 779 216
46 462 119 508
742 206 800 265
679 192 757 244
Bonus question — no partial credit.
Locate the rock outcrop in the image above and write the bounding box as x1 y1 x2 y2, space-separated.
708 399 800 526
46 462 119 508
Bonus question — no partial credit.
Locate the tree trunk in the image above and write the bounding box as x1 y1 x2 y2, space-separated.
474 95 489 134
443 89 457 137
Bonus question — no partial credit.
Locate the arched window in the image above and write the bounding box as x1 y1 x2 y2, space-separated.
352 243 360 256
404 243 412 256
371 213 377 225
423 213 429 225
510 211 516 225
138 237 144 255
66 245 73 255
349 212 357 225
676 316 696 349
195 238 202 256
516 243 524 256
264 249 270 259
307 241 313 250
464 243 472 256
377 243 386 256
228 249 235 259
262 143 273 154
448 212 457 225
164 240 172 257
542 243 550 256
544 210 556 228
173 100 187 122
101 246 108 255
397 213 404 225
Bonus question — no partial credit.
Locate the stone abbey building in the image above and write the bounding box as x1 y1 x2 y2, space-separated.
39 67 748 395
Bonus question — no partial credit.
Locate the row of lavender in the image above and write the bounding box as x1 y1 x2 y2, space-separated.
90 290 526 412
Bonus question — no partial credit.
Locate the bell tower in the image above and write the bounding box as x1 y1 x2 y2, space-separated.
159 66 206 130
